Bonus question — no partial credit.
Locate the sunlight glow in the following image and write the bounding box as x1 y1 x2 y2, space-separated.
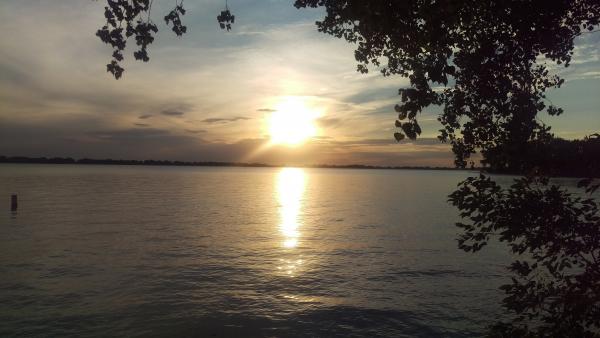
268 97 321 146
277 168 306 248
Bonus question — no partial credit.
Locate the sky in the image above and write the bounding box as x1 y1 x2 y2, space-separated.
0 1 599 167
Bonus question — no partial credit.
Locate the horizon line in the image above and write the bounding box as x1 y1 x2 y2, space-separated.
0 155 462 171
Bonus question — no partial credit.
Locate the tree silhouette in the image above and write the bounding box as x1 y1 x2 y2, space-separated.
93 1 600 335
482 134 600 178
449 173 599 336
294 0 599 169
95 0 184 79
95 0 234 79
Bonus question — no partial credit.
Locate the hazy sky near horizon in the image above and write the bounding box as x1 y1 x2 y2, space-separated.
1 1 599 166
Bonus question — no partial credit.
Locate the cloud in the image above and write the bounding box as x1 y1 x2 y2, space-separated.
316 117 342 128
161 110 185 117
201 116 251 123
90 128 174 141
134 123 150 127
185 129 207 134
138 114 153 119
257 108 276 112
575 71 600 79
0 116 454 166
315 137 443 147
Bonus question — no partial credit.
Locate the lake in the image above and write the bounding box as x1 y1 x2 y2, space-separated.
0 164 514 337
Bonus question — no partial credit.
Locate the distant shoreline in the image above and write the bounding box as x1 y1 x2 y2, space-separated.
0 156 461 171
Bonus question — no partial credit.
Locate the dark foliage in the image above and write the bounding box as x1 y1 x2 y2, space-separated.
483 134 600 178
449 175 600 336
95 0 187 79
95 0 239 79
164 3 187 36
294 0 600 168
217 1 235 32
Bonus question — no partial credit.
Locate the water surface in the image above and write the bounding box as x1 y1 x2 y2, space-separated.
0 164 513 337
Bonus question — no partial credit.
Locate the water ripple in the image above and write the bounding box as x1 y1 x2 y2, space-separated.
0 165 514 337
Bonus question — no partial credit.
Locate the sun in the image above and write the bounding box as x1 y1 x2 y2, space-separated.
268 97 321 146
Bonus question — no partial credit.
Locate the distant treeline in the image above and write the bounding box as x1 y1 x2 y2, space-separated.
309 164 456 170
482 135 600 177
4 135 598 176
0 156 273 167
0 156 457 171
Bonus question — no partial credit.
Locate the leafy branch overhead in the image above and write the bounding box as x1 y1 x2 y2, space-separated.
217 1 235 31
95 0 235 79
95 0 183 79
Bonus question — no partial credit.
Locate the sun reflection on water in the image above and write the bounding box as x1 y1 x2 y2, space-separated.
276 168 306 249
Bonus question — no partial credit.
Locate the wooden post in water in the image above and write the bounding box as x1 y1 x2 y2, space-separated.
11 194 17 211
